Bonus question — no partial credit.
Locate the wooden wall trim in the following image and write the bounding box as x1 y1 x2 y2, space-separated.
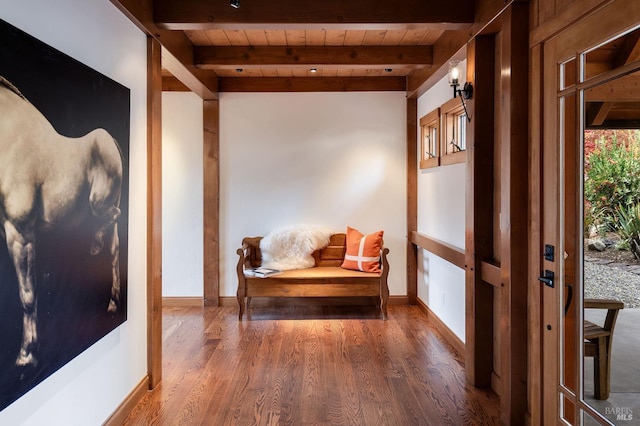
203 100 220 306
416 297 465 359
407 99 418 305
480 261 501 287
146 36 163 389
162 297 204 307
410 231 465 269
102 376 150 426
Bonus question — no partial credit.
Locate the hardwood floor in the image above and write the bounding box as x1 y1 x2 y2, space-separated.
123 304 500 425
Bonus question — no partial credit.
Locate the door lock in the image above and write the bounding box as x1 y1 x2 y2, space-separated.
538 270 555 288
544 244 555 262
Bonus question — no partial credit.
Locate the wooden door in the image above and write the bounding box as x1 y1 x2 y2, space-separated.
540 2 640 424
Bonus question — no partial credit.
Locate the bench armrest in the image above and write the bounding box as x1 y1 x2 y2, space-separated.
584 299 624 310
380 247 390 271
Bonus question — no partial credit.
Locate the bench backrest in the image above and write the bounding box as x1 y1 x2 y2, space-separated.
242 233 347 268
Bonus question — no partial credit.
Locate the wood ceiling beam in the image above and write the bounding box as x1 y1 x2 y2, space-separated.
153 0 474 30
586 118 640 130
406 0 510 98
194 46 433 69
407 29 470 98
218 76 406 92
585 74 640 102
613 30 640 68
585 102 614 127
162 75 191 92
110 0 219 99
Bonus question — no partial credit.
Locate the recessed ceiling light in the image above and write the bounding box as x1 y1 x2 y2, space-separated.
236 68 243 73
310 68 318 73
385 68 393 72
230 0 239 8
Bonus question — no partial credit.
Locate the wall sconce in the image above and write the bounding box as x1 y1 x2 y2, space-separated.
448 60 472 122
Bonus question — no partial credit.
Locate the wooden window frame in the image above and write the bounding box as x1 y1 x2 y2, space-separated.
419 108 440 169
441 96 467 166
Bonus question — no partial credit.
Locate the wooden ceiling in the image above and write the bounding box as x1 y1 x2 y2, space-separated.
184 28 444 77
111 0 497 98
584 27 640 129
109 0 640 126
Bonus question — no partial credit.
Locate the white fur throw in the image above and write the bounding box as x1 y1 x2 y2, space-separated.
260 225 335 270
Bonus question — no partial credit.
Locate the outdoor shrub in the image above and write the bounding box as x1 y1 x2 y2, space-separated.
584 201 606 237
584 130 640 234
615 203 640 259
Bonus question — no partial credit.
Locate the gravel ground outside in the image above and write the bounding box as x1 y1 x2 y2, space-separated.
585 261 640 308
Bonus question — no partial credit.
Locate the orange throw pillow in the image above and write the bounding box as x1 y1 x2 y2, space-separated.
341 227 384 273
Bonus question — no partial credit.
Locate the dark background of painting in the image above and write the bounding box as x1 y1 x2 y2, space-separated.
0 19 130 411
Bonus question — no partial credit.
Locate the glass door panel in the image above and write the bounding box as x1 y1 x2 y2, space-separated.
581 69 640 425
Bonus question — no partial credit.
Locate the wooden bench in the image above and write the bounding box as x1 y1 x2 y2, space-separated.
236 233 390 319
584 298 624 400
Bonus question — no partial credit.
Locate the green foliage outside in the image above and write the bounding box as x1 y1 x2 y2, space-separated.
584 130 640 239
614 203 640 259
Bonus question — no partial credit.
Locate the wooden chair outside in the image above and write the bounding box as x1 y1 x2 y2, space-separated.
584 298 624 400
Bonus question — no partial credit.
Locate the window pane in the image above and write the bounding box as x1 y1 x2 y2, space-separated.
429 126 438 156
457 114 467 150
583 26 640 82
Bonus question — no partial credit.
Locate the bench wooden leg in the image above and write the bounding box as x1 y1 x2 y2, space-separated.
380 294 388 320
237 297 245 320
594 337 610 400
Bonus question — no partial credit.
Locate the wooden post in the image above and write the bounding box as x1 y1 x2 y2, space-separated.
203 100 220 306
407 97 418 305
465 34 495 388
498 3 529 424
147 36 163 388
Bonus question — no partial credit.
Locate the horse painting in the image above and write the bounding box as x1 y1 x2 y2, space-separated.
0 76 123 367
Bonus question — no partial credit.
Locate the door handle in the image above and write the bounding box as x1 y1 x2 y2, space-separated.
564 283 573 314
538 270 555 288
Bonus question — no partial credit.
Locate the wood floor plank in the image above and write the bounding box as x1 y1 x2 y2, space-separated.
123 305 500 425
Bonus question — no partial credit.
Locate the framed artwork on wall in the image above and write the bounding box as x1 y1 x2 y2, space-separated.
0 19 130 411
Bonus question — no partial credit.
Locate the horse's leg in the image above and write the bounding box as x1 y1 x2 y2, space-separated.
107 221 120 313
90 205 120 256
4 220 38 366
90 205 121 312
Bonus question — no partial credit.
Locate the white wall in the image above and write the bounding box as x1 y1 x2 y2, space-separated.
0 0 148 424
162 92 204 297
220 91 407 297
416 61 467 341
